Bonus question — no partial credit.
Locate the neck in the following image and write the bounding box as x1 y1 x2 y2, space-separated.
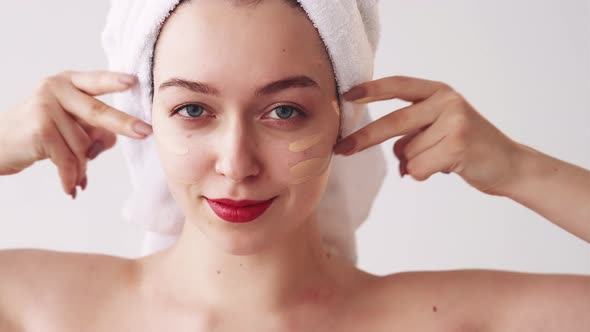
139 213 352 314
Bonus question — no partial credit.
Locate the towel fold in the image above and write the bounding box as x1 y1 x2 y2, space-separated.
101 0 387 265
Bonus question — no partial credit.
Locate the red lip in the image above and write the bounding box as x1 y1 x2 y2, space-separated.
206 197 276 223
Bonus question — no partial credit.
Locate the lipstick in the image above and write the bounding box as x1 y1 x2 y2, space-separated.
206 197 275 223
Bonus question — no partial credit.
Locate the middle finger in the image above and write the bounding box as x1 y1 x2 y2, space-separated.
49 96 92 187
52 80 151 139
334 94 443 155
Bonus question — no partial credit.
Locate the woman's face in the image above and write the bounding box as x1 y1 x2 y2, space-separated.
151 0 340 254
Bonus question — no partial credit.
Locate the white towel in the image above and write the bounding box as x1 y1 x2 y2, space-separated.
101 0 387 265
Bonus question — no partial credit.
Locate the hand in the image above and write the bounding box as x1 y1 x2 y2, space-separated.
0 70 152 198
333 75 522 196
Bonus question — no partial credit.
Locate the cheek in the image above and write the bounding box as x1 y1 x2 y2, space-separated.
152 102 339 187
153 118 209 185
286 133 332 185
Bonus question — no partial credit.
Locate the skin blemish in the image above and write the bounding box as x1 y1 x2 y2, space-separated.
313 57 324 68
288 156 331 185
289 133 323 152
433 305 438 312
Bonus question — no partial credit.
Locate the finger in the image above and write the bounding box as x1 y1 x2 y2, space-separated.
392 130 420 161
42 124 79 197
63 70 138 96
393 135 414 177
342 75 446 104
77 118 118 151
334 96 442 156
393 129 425 177
48 99 92 188
51 81 152 139
403 118 448 161
85 127 117 160
406 137 459 181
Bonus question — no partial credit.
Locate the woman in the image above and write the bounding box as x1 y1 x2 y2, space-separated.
0 0 588 330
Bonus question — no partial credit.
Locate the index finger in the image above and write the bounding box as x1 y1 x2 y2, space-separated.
52 79 152 139
65 70 139 96
333 100 437 156
342 75 445 104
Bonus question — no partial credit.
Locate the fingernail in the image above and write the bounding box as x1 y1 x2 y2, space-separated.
87 142 104 160
80 175 87 191
119 74 137 85
133 121 152 136
334 139 356 155
70 187 77 199
342 86 366 101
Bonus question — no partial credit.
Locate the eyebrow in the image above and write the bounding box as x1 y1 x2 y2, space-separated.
158 75 319 97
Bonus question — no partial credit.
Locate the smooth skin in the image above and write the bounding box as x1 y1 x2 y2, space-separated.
1 13 590 332
0 71 588 331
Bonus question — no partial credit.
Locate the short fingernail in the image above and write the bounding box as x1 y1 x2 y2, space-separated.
334 139 356 155
133 121 153 136
119 74 137 85
342 86 366 101
80 175 87 191
87 142 104 160
70 187 77 199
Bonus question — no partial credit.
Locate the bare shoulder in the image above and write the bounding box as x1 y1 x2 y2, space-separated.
0 248 134 330
375 268 590 332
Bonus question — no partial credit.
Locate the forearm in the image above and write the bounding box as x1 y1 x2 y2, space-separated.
500 143 590 243
0 113 14 175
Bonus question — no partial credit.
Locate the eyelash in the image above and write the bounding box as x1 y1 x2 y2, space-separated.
168 103 307 125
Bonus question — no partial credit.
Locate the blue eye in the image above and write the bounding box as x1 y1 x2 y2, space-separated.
268 105 304 120
173 104 205 118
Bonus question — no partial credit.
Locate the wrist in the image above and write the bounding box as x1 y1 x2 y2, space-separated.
499 141 549 199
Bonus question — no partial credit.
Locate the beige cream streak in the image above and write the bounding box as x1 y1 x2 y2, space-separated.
331 100 340 116
289 133 323 152
288 132 331 184
288 157 331 184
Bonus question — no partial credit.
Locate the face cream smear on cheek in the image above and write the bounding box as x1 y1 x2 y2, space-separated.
331 100 340 116
289 133 324 153
288 157 331 185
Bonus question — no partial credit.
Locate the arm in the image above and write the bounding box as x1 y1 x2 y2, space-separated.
489 270 590 332
500 142 590 243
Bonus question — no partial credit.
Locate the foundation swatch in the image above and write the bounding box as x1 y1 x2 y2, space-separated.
288 156 331 185
331 100 340 116
289 133 323 153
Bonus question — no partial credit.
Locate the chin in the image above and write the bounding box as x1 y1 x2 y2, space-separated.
203 214 304 256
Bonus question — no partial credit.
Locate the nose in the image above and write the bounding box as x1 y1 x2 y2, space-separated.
214 119 261 182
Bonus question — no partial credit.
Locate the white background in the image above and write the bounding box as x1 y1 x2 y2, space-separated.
0 0 588 275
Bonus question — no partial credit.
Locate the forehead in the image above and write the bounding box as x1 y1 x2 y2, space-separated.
153 0 333 91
